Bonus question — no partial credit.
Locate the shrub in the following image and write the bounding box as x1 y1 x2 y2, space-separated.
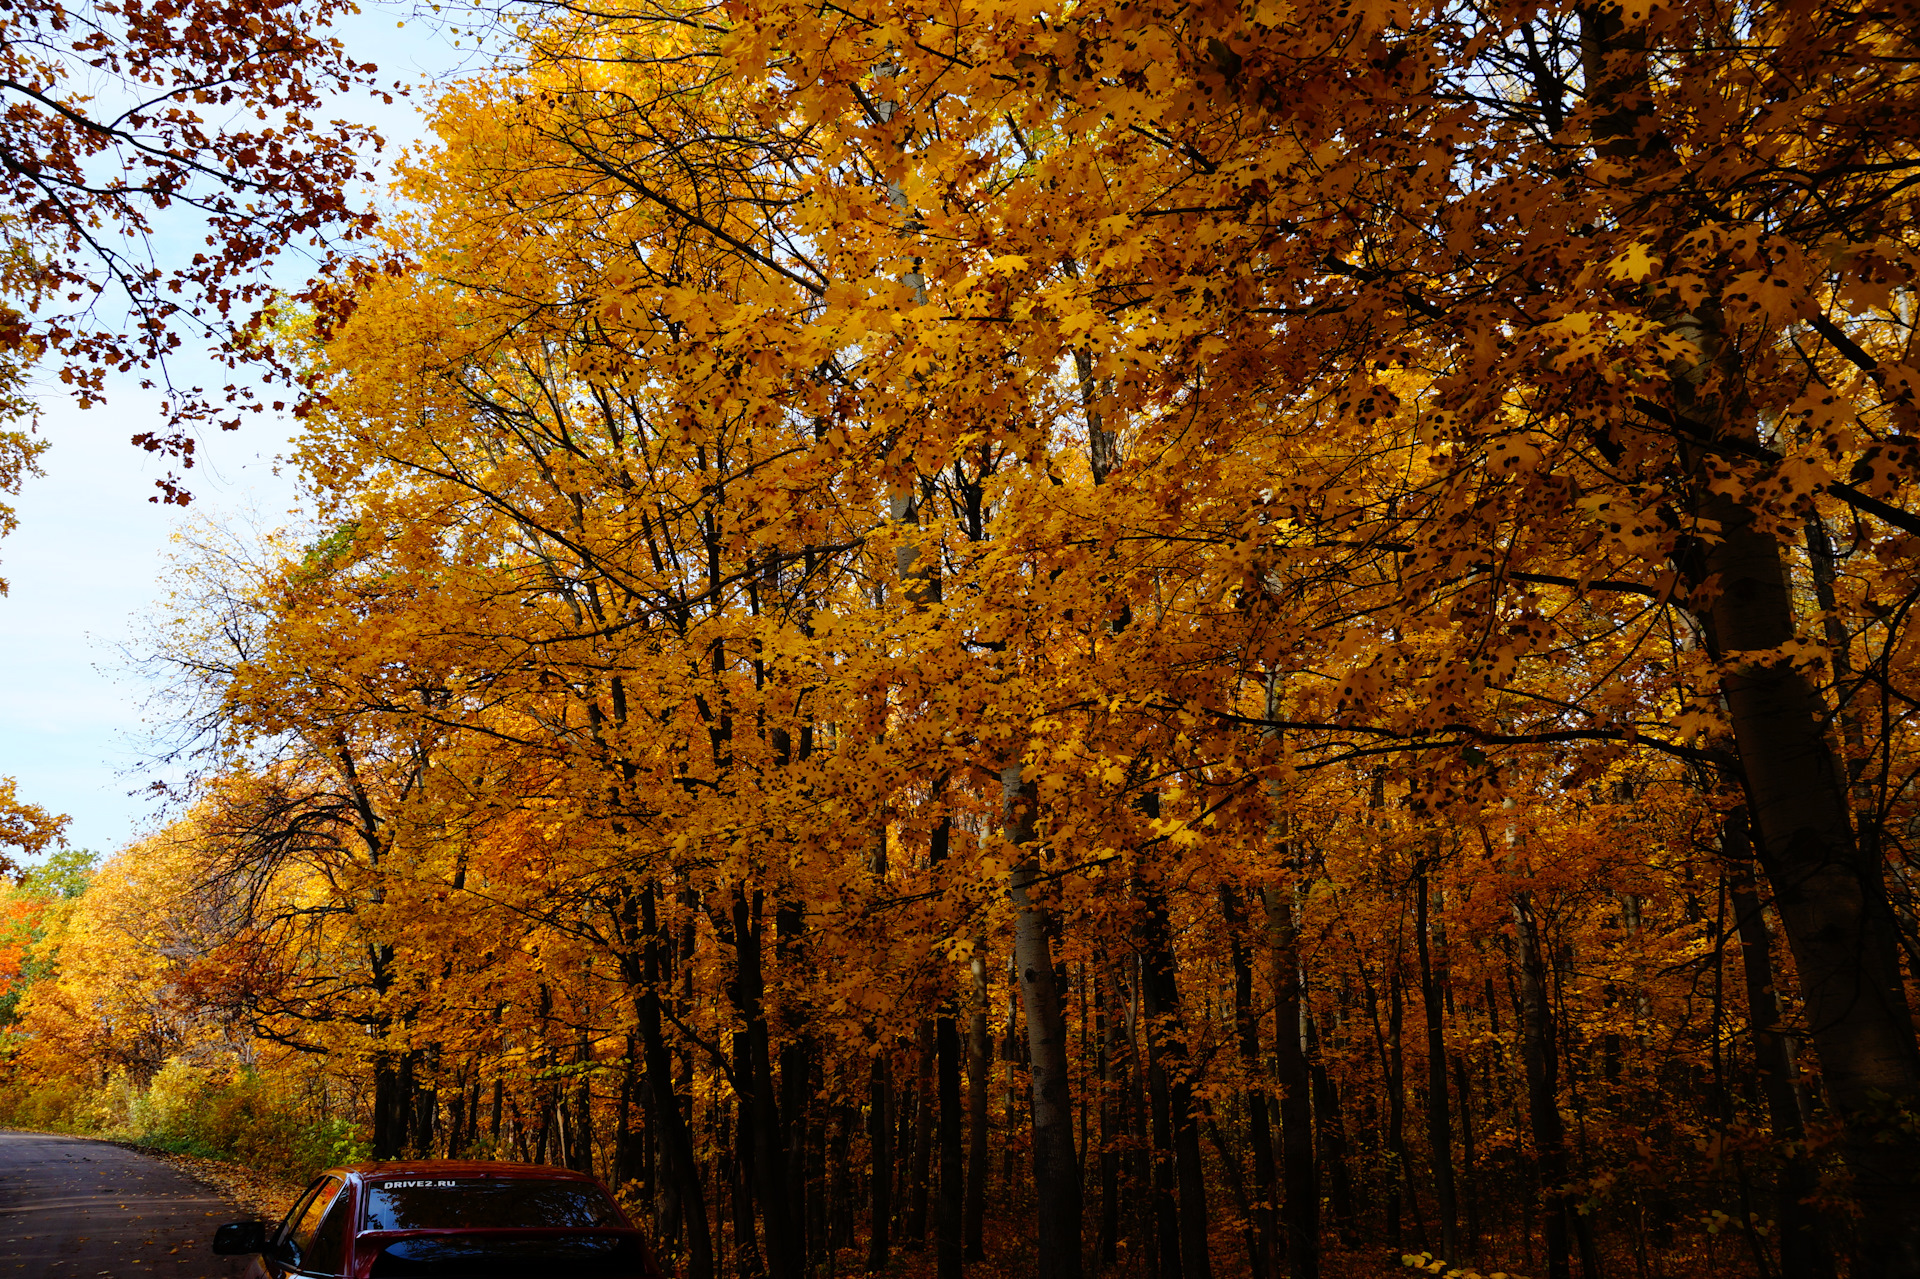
0 1057 367 1181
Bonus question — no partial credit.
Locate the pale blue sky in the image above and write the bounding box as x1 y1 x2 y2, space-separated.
0 4 467 859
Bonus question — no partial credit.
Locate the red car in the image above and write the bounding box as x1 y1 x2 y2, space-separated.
211 1160 666 1278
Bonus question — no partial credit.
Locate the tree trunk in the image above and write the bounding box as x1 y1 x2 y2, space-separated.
965 952 991 1262
490 1076 503 1151
1095 960 1124 1271
724 887 797 1279
782 1034 813 1267
1386 964 1409 1245
1266 884 1317 1279
868 1053 891 1274
1727 813 1834 1279
1307 1013 1355 1248
1222 885 1278 1278
906 1018 936 1247
1004 765 1084 1279
1577 6 1920 1263
1513 893 1570 1279
635 887 716 1279
571 1028 594 1175
1416 869 1458 1259
372 1045 410 1161
1143 952 1182 1279
1708 506 1920 1268
937 1010 965 1279
1139 873 1211 1279
615 1044 638 1190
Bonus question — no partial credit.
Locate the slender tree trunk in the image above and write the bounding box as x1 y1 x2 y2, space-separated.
1096 961 1123 1271
726 888 798 1279
1307 1013 1355 1248
570 1027 593 1175
1416 869 1458 1258
1223 885 1278 1278
635 887 716 1279
1513 893 1571 1279
728 1091 760 1279
906 1018 936 1247
1449 1052 1475 1255
535 1091 554 1167
490 1077 503 1151
896 1073 913 1238
829 1105 853 1256
868 1053 891 1274
782 1038 813 1266
938 1010 965 1279
1267 884 1317 1279
614 1043 637 1190
923 802 964 1279
1386 964 1408 1245
372 1044 410 1161
965 953 991 1262
1143 951 1182 1279
1143 882 1212 1279
1003 954 1020 1190
1125 968 1155 1275
1004 766 1084 1279
1727 813 1835 1279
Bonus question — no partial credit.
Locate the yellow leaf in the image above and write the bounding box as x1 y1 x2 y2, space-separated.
1608 244 1657 282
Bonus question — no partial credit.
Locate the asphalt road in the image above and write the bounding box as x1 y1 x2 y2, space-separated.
0 1131 249 1278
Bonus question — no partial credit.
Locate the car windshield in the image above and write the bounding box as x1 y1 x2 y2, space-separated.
362 1179 623 1232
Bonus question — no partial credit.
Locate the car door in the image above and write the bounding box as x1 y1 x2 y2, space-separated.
261 1176 346 1278
295 1182 354 1278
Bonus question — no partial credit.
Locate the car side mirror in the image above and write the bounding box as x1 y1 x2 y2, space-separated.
211 1220 269 1255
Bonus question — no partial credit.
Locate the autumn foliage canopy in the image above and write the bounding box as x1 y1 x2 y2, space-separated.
8 0 1920 1277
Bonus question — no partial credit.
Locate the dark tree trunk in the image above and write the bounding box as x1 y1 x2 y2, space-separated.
1268 885 1317 1279
1416 870 1458 1258
781 1035 813 1271
489 1077 503 1152
905 1019 936 1247
1004 766 1084 1279
1514 894 1571 1279
868 1053 891 1274
1222 885 1278 1279
728 888 799 1279
937 1011 965 1279
1307 1014 1355 1248
1140 876 1211 1279
1143 955 1182 1279
411 1049 436 1160
571 1028 594 1175
1386 965 1408 1245
1727 814 1835 1279
616 1038 637 1190
634 887 716 1279
1709 511 1920 1272
1448 1052 1475 1255
1575 5 1920 1264
965 953 991 1262
372 1045 410 1161
1096 962 1124 1271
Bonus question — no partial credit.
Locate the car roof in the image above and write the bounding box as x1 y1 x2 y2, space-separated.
330 1162 605 1184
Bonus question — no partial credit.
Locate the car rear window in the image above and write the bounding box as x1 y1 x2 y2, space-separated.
369 1235 646 1278
363 1178 623 1231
